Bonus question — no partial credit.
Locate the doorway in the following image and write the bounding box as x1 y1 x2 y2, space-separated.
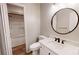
7 4 26 55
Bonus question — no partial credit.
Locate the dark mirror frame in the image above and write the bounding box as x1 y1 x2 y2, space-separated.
51 8 79 35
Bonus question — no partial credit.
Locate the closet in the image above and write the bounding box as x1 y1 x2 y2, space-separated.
7 4 26 55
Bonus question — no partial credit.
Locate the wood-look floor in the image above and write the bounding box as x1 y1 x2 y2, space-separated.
12 44 32 55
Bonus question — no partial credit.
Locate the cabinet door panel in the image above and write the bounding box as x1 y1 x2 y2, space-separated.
40 45 54 55
50 51 57 55
40 46 49 55
40 45 57 55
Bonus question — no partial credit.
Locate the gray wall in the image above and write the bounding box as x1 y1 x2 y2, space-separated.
40 3 79 45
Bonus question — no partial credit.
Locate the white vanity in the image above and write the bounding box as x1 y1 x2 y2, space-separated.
39 38 79 55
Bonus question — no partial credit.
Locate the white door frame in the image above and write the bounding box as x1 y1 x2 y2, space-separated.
0 3 12 55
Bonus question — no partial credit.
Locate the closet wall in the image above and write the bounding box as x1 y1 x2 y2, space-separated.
9 14 25 47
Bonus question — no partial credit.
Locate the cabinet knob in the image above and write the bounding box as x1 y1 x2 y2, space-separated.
48 53 50 55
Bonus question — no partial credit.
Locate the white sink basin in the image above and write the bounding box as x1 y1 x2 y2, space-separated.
39 38 79 55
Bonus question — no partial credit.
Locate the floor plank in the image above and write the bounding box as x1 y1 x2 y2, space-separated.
12 44 32 55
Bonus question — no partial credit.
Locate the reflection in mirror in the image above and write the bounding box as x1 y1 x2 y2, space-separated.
51 8 79 34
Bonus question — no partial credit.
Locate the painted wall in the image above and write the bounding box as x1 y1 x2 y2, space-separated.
24 3 40 51
40 3 79 46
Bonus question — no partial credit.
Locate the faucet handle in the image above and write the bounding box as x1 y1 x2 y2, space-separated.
61 40 65 44
55 37 57 41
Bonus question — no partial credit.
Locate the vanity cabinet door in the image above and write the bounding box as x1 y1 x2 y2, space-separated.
40 45 55 55
40 46 50 55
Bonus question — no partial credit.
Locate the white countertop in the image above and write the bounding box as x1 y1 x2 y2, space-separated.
39 38 79 55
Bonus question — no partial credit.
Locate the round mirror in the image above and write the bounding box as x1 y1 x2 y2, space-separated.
51 8 79 35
